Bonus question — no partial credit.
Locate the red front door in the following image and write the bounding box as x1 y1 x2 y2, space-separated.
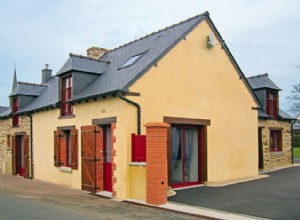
16 136 24 176
103 126 112 192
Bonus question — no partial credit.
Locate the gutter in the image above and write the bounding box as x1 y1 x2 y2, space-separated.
117 92 141 135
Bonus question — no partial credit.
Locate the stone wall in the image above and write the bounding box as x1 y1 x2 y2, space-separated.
259 119 292 170
0 116 31 175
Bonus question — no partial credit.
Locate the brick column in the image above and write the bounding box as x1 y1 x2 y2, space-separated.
95 126 104 192
144 122 170 205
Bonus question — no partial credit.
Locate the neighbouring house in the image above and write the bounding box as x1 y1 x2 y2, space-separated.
247 73 294 171
3 12 262 205
0 66 53 178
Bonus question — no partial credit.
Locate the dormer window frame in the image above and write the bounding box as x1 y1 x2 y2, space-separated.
118 51 147 70
12 96 19 127
266 90 278 119
61 74 73 117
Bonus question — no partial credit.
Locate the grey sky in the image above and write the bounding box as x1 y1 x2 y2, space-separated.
0 0 299 114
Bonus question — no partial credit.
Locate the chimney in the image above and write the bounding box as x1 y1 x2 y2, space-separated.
42 64 52 83
87 46 108 59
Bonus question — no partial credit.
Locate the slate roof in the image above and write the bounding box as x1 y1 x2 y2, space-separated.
10 82 48 97
17 11 261 113
19 76 59 113
0 107 11 118
294 120 300 130
247 73 281 91
57 54 109 75
0 106 9 114
279 109 294 120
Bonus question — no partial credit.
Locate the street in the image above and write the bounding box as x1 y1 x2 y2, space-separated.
0 174 203 220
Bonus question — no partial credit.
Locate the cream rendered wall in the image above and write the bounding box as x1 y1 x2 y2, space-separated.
129 20 259 183
33 97 136 199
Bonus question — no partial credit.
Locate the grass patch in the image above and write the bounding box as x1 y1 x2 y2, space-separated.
293 148 300 158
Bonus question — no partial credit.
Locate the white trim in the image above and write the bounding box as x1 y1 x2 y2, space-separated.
129 162 146 167
57 167 72 173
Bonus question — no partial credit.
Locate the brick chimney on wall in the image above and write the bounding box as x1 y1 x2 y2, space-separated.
42 64 52 83
87 46 109 59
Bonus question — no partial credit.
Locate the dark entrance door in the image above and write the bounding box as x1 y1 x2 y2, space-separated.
16 136 23 176
171 126 202 188
258 128 264 169
103 126 112 192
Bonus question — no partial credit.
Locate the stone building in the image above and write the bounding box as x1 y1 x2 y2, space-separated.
248 74 294 170
0 66 52 178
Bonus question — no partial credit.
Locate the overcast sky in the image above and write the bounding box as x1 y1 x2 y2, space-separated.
0 0 299 114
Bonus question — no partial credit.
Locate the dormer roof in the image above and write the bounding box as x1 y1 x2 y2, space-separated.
247 73 281 91
10 82 48 97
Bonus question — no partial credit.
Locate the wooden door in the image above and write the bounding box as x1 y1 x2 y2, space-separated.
16 136 23 176
81 125 98 192
103 126 112 192
258 128 264 169
12 136 16 175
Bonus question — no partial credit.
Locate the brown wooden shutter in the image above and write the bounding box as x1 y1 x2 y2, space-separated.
12 135 16 175
70 129 78 169
54 130 61 167
23 135 30 179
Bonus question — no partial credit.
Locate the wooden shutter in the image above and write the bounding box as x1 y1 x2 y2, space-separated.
23 135 30 178
132 133 146 162
70 129 78 169
81 125 98 192
12 136 16 175
54 130 62 167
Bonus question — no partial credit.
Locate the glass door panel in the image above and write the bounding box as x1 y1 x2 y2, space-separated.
171 127 183 184
185 128 198 182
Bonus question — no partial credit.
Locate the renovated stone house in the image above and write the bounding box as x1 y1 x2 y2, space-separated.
247 73 294 170
1 12 262 205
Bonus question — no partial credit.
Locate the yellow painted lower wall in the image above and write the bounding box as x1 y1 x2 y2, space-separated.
129 163 146 201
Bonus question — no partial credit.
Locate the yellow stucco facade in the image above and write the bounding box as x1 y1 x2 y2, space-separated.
32 19 259 201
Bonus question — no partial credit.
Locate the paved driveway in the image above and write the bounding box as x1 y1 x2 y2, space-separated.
169 166 300 220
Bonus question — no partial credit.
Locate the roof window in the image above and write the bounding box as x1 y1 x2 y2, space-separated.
118 53 144 70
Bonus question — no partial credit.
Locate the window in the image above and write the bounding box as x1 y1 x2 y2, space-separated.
12 96 19 126
119 53 144 70
7 135 11 148
266 91 278 119
54 128 78 169
270 130 282 152
61 75 73 116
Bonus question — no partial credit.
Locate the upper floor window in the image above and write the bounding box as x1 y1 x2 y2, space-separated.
266 91 278 119
12 96 19 126
61 75 73 116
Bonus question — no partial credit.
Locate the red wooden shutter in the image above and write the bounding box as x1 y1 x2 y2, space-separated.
132 134 146 162
11 136 16 175
23 135 30 178
54 130 61 167
70 129 78 169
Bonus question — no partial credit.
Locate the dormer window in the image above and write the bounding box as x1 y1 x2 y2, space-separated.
12 96 19 126
266 91 278 119
61 75 73 116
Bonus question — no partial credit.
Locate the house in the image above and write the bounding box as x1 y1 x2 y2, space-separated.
247 73 294 170
2 12 261 205
0 67 51 178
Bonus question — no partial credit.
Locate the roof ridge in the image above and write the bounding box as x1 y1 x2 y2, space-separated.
247 73 268 79
69 53 111 64
18 81 48 87
106 11 209 54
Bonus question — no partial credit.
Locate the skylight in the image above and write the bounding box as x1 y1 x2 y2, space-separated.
119 53 143 69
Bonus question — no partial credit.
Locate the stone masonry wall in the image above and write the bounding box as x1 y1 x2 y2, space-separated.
0 116 31 175
259 119 292 170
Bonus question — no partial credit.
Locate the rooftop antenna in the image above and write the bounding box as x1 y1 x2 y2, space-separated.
12 63 17 91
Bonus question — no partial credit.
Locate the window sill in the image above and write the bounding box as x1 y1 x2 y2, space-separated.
58 114 76 120
270 151 283 156
129 162 146 167
57 167 72 173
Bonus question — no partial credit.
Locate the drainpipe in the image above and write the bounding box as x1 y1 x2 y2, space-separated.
26 113 33 179
291 120 296 164
117 92 141 135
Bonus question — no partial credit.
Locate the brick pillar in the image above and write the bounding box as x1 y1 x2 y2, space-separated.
144 122 170 205
111 123 117 197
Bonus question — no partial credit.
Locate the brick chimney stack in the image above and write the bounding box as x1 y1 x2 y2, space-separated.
42 64 52 83
87 46 109 59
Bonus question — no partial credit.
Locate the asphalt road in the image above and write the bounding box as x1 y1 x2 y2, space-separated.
169 166 300 220
0 174 203 220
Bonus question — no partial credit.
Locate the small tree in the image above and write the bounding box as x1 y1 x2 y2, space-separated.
287 83 300 116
